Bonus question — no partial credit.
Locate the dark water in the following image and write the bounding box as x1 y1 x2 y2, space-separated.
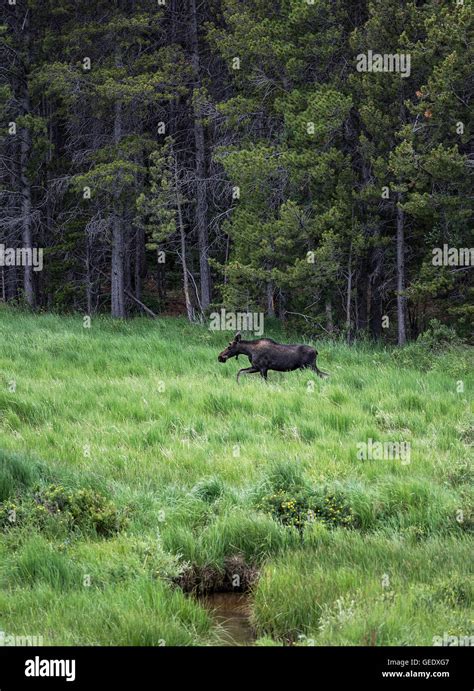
200 593 255 646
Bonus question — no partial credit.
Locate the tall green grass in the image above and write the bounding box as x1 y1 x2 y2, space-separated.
0 306 472 645
252 532 473 645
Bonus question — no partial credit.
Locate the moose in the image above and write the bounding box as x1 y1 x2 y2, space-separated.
218 332 329 383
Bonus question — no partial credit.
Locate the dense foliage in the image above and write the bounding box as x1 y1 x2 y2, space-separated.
1 1 472 341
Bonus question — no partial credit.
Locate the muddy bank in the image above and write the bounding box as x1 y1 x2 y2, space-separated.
176 555 259 594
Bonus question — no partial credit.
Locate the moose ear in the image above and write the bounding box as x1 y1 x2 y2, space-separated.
234 332 241 342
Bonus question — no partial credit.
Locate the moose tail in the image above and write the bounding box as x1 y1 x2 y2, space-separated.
313 365 330 379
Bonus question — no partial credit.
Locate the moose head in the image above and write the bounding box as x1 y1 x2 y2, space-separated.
217 332 241 362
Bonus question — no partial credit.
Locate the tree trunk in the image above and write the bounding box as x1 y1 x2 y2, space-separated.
134 226 144 302
20 123 34 308
277 289 286 321
357 260 368 332
19 14 35 308
86 237 93 315
189 0 211 311
156 247 166 300
111 55 126 318
266 281 275 317
346 242 353 343
174 155 194 322
325 299 334 334
111 217 125 317
396 198 406 345
369 244 384 341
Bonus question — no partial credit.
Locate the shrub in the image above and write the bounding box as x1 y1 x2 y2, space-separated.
444 457 474 487
390 320 464 372
258 490 313 530
419 576 473 610
316 493 355 528
0 484 127 536
0 500 23 530
434 576 473 609
417 319 463 351
32 484 127 537
258 489 354 532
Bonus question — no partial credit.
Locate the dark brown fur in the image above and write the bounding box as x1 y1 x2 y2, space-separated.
218 332 329 382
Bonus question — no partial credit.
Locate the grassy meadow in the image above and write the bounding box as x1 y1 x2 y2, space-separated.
0 306 472 646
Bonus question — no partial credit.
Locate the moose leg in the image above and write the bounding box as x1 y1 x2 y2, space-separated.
236 366 259 383
260 369 268 381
